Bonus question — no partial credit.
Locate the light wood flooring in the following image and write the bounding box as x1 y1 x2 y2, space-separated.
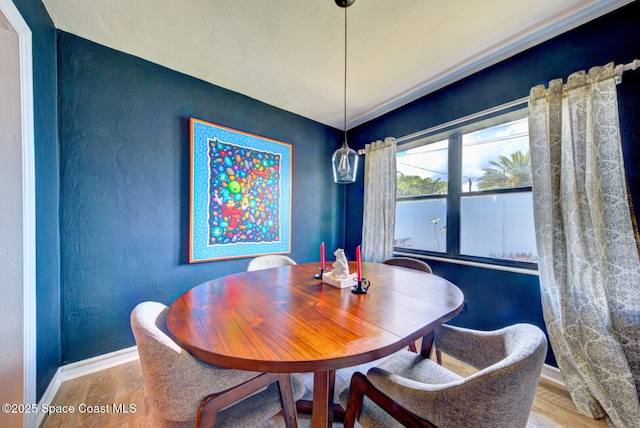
41 353 608 427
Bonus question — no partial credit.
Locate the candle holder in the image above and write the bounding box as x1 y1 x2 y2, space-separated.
351 278 371 294
315 267 327 279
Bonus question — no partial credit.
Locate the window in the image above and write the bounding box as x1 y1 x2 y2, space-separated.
394 103 537 268
396 140 448 253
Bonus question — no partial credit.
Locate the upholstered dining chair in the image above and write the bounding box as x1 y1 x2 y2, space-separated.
339 323 547 428
131 301 305 427
247 254 297 271
382 256 432 274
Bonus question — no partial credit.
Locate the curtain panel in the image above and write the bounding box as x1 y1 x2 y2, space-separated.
361 138 396 263
529 63 640 427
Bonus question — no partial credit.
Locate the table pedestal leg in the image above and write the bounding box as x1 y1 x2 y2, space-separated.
311 370 335 428
420 331 435 358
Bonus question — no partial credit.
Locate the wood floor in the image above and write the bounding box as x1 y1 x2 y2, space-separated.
41 353 608 427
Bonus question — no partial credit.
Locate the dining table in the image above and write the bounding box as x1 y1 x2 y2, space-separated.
166 261 464 428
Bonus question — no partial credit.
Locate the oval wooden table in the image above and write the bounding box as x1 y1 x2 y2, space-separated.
166 261 464 428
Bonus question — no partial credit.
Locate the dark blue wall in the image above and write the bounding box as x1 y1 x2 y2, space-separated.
57 34 345 363
12 0 61 399
346 1 640 366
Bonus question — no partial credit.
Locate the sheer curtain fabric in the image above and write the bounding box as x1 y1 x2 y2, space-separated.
529 62 640 427
361 137 396 262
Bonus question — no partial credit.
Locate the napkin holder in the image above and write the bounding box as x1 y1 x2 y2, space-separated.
322 271 358 289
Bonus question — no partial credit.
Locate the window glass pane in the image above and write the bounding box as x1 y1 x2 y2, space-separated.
396 140 448 197
461 118 530 192
460 193 537 262
395 199 447 253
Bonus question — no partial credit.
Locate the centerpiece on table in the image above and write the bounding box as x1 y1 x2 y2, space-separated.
322 248 358 288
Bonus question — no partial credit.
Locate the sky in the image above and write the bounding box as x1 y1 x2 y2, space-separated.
396 118 529 192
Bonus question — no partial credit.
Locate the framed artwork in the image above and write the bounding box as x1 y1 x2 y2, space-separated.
189 118 292 263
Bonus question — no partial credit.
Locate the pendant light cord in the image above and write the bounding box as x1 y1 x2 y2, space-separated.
343 5 348 145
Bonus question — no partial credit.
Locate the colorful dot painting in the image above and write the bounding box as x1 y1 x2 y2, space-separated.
208 138 281 245
189 118 291 263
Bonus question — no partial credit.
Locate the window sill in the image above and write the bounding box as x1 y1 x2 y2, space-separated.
393 251 540 276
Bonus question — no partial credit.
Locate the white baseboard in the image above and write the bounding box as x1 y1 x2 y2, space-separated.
541 363 565 386
36 346 139 427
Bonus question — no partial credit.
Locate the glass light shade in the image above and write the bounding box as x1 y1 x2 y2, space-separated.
332 141 359 183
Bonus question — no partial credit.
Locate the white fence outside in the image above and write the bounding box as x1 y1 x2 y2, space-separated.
395 192 537 262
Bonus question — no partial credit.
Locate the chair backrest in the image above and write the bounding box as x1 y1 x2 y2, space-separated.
432 323 547 427
382 257 432 273
130 301 257 422
247 255 297 271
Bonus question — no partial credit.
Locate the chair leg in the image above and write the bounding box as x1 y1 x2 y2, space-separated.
343 373 366 428
344 372 436 428
195 372 286 427
276 374 299 428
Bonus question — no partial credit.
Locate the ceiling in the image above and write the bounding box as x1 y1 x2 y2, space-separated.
42 0 631 130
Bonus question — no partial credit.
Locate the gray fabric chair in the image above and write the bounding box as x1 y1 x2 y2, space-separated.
131 301 305 427
247 255 297 271
340 323 548 428
382 257 432 274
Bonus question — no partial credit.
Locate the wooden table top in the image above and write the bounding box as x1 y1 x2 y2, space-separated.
166 261 464 373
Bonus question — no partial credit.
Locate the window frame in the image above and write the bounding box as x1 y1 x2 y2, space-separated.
394 98 538 271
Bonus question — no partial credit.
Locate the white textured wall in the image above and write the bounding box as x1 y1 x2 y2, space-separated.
0 9 24 427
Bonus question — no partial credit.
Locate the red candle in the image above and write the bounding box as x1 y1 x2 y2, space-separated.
356 245 362 281
320 242 325 269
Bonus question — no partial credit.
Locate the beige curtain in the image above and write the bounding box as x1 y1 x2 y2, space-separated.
529 62 640 427
361 137 396 262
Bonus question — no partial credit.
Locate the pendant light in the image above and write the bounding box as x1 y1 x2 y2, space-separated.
332 0 359 184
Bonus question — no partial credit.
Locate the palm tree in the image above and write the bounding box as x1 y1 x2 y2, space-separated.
477 150 531 190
